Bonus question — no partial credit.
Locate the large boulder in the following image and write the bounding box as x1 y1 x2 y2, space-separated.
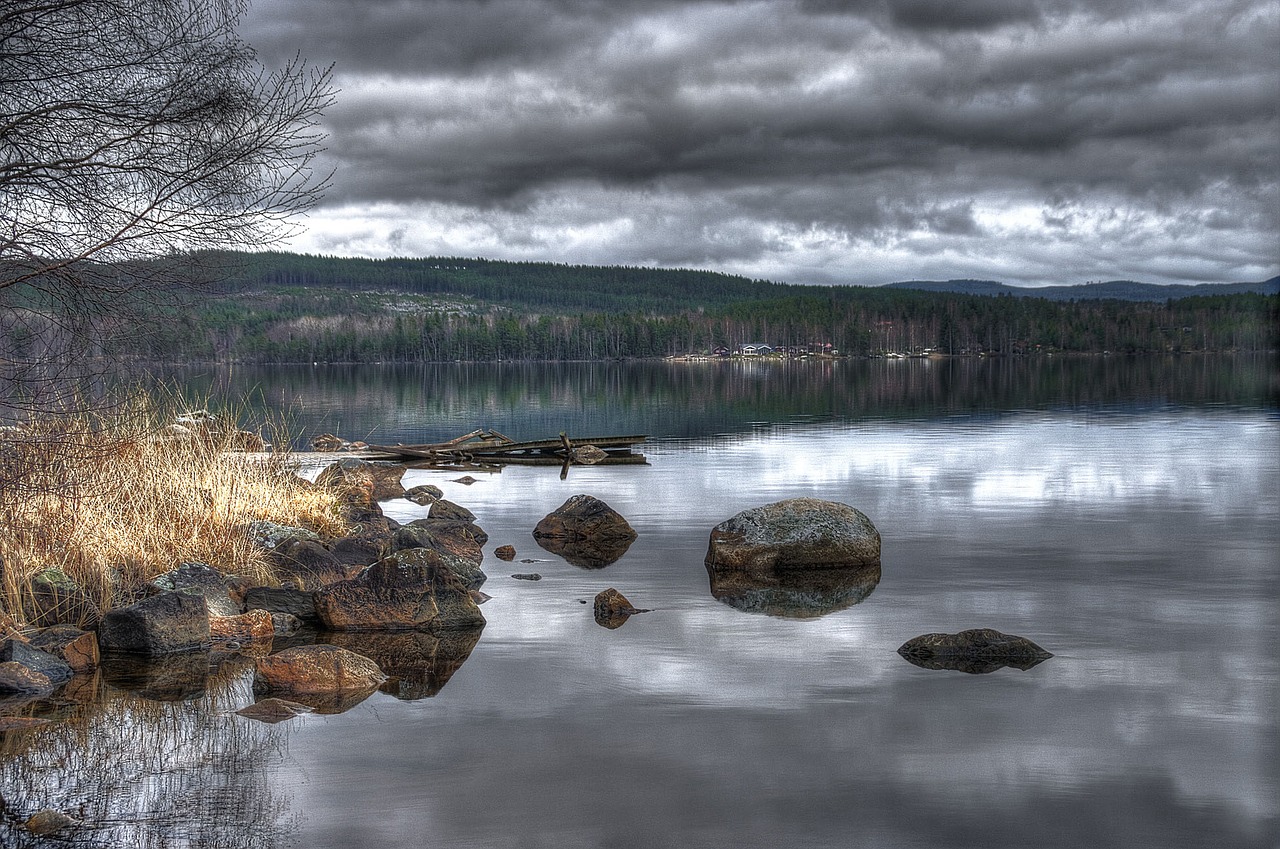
149 562 242 617
705 498 880 571
532 495 637 569
390 545 486 591
0 661 52 694
315 458 407 501
253 645 386 713
97 591 211 655
897 629 1053 674
428 499 475 523
314 550 487 632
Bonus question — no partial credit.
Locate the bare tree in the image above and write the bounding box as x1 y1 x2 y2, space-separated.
0 0 334 416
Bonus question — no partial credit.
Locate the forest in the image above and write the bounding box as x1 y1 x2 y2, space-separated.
16 252 1280 364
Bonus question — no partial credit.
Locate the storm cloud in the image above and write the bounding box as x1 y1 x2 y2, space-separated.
242 0 1279 286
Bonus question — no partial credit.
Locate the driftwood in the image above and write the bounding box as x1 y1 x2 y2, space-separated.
348 430 647 469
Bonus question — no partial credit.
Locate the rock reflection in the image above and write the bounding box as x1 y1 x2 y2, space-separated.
706 563 881 618
322 627 483 700
897 653 1052 674
99 650 215 701
533 534 635 569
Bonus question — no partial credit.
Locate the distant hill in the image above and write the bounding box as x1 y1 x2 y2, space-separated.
882 277 1280 301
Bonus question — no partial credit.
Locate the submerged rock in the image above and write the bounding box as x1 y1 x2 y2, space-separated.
533 495 637 569
236 697 315 724
705 498 880 571
897 628 1053 674
494 545 517 561
707 563 881 619
0 662 53 695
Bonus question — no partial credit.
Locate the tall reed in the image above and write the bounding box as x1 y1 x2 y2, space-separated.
0 392 348 628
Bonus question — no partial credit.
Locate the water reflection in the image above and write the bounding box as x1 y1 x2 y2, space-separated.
533 532 635 569
706 563 882 618
321 627 483 700
0 668 295 848
167 355 1276 447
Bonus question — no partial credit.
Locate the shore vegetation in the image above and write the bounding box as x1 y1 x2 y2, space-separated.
0 393 347 628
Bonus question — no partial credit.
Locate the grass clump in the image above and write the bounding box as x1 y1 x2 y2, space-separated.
0 393 349 628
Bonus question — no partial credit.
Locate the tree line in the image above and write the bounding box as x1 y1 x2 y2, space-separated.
119 276 1276 363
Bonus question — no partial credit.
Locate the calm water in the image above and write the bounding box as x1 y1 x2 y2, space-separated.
2 357 1277 848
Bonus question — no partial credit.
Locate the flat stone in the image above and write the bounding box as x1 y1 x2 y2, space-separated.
314 551 487 632
236 697 314 724
253 645 386 696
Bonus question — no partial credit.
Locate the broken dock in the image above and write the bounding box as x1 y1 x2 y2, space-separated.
331 429 648 468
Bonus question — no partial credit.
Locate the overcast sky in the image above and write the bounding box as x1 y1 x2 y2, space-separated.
241 0 1279 287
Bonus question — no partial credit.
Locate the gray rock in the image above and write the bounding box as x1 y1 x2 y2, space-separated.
245 520 320 551
404 484 444 505
97 591 211 655
0 638 73 684
897 628 1053 674
149 562 241 617
22 567 100 628
705 498 880 570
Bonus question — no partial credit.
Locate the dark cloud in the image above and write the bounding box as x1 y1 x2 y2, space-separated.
242 0 1279 285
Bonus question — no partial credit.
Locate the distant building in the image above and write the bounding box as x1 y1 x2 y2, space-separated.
737 343 773 356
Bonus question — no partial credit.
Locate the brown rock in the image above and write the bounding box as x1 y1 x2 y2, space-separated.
533 495 637 569
494 545 517 561
236 697 314 724
429 498 476 522
209 610 276 644
571 445 608 465
314 551 487 632
253 645 387 696
310 433 346 451
28 625 99 673
592 588 650 629
25 809 77 836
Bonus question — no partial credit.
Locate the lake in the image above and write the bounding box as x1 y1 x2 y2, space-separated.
2 356 1277 848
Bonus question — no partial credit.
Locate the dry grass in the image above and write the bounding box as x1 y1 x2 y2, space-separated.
0 393 349 627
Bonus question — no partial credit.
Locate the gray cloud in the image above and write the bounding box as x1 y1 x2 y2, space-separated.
243 0 1279 285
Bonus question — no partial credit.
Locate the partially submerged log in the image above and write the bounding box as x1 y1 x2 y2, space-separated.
312 429 648 469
